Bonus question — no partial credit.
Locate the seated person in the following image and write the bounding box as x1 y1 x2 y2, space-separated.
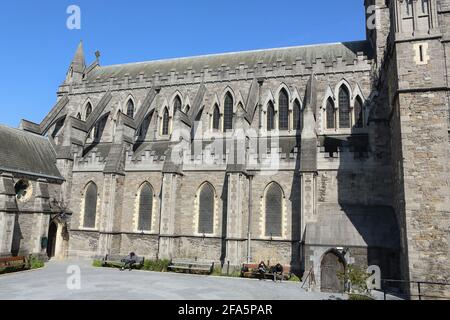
272 263 284 282
121 252 137 271
258 261 267 275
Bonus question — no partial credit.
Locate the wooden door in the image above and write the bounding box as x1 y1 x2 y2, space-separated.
321 251 345 293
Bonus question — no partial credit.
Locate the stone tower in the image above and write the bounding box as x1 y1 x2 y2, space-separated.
370 0 450 296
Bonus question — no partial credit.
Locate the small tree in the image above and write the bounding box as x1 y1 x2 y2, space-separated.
338 264 370 294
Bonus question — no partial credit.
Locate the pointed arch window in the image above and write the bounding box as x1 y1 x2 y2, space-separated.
138 183 153 231
326 98 336 129
76 113 82 120
198 183 215 234
212 104 220 130
354 97 364 128
185 105 190 114
293 99 302 131
126 99 135 119
279 89 289 130
267 101 275 131
339 86 351 128
162 108 170 135
223 93 234 131
94 116 107 140
174 96 182 112
421 0 429 14
83 182 97 229
265 183 283 237
405 0 414 17
85 102 92 121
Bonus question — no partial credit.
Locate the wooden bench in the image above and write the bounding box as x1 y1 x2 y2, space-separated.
241 263 292 281
0 256 28 272
102 254 145 270
168 259 215 275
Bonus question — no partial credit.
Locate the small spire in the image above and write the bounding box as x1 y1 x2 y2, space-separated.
301 73 317 139
66 41 86 83
304 72 317 112
71 41 86 74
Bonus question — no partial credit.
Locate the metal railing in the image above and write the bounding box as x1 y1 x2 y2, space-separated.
381 279 450 300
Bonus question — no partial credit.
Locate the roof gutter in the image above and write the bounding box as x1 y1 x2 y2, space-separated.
0 166 65 183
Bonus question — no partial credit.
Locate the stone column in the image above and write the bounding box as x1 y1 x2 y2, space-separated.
31 179 52 256
0 173 17 256
225 172 247 267
301 172 317 235
97 174 117 256
158 173 181 260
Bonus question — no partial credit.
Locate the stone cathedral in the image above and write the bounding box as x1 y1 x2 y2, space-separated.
0 0 449 295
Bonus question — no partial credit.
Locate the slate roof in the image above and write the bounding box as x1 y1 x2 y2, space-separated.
85 41 372 81
305 203 400 249
0 125 63 180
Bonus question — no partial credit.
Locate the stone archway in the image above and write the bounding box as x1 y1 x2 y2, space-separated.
46 218 69 260
320 250 345 293
46 221 58 259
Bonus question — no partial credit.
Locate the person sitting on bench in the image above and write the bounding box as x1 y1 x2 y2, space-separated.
272 263 284 282
121 252 137 271
258 261 267 276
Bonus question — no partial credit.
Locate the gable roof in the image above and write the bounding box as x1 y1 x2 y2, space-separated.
0 125 64 181
85 41 372 81
305 203 400 249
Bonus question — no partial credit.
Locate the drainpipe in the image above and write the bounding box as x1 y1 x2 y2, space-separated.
156 175 164 260
247 174 253 264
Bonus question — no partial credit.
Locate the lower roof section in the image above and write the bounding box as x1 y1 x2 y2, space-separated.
305 203 400 249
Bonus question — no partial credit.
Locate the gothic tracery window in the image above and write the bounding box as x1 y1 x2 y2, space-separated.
339 86 351 128
85 102 92 120
174 96 182 112
293 99 302 131
279 89 289 130
162 108 170 135
198 183 215 234
212 104 220 130
127 99 135 119
224 92 234 131
326 98 336 129
265 183 283 237
83 182 97 229
267 101 275 131
138 183 153 231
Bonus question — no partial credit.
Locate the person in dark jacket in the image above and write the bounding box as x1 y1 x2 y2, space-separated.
272 263 284 282
258 261 267 276
121 252 137 271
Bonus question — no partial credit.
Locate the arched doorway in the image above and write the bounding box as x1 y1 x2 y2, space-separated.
46 222 57 259
320 250 345 293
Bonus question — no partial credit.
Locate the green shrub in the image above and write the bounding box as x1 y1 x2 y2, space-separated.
211 267 223 276
142 259 170 272
92 260 103 268
289 274 302 282
349 294 374 300
29 255 45 270
228 270 241 278
338 264 370 294
211 266 241 278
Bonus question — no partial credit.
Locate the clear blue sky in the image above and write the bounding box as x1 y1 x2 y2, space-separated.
0 0 366 128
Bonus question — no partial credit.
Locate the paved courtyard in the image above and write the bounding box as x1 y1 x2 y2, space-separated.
0 260 347 300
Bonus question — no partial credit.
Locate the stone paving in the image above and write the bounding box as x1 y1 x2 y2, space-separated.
0 260 347 300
